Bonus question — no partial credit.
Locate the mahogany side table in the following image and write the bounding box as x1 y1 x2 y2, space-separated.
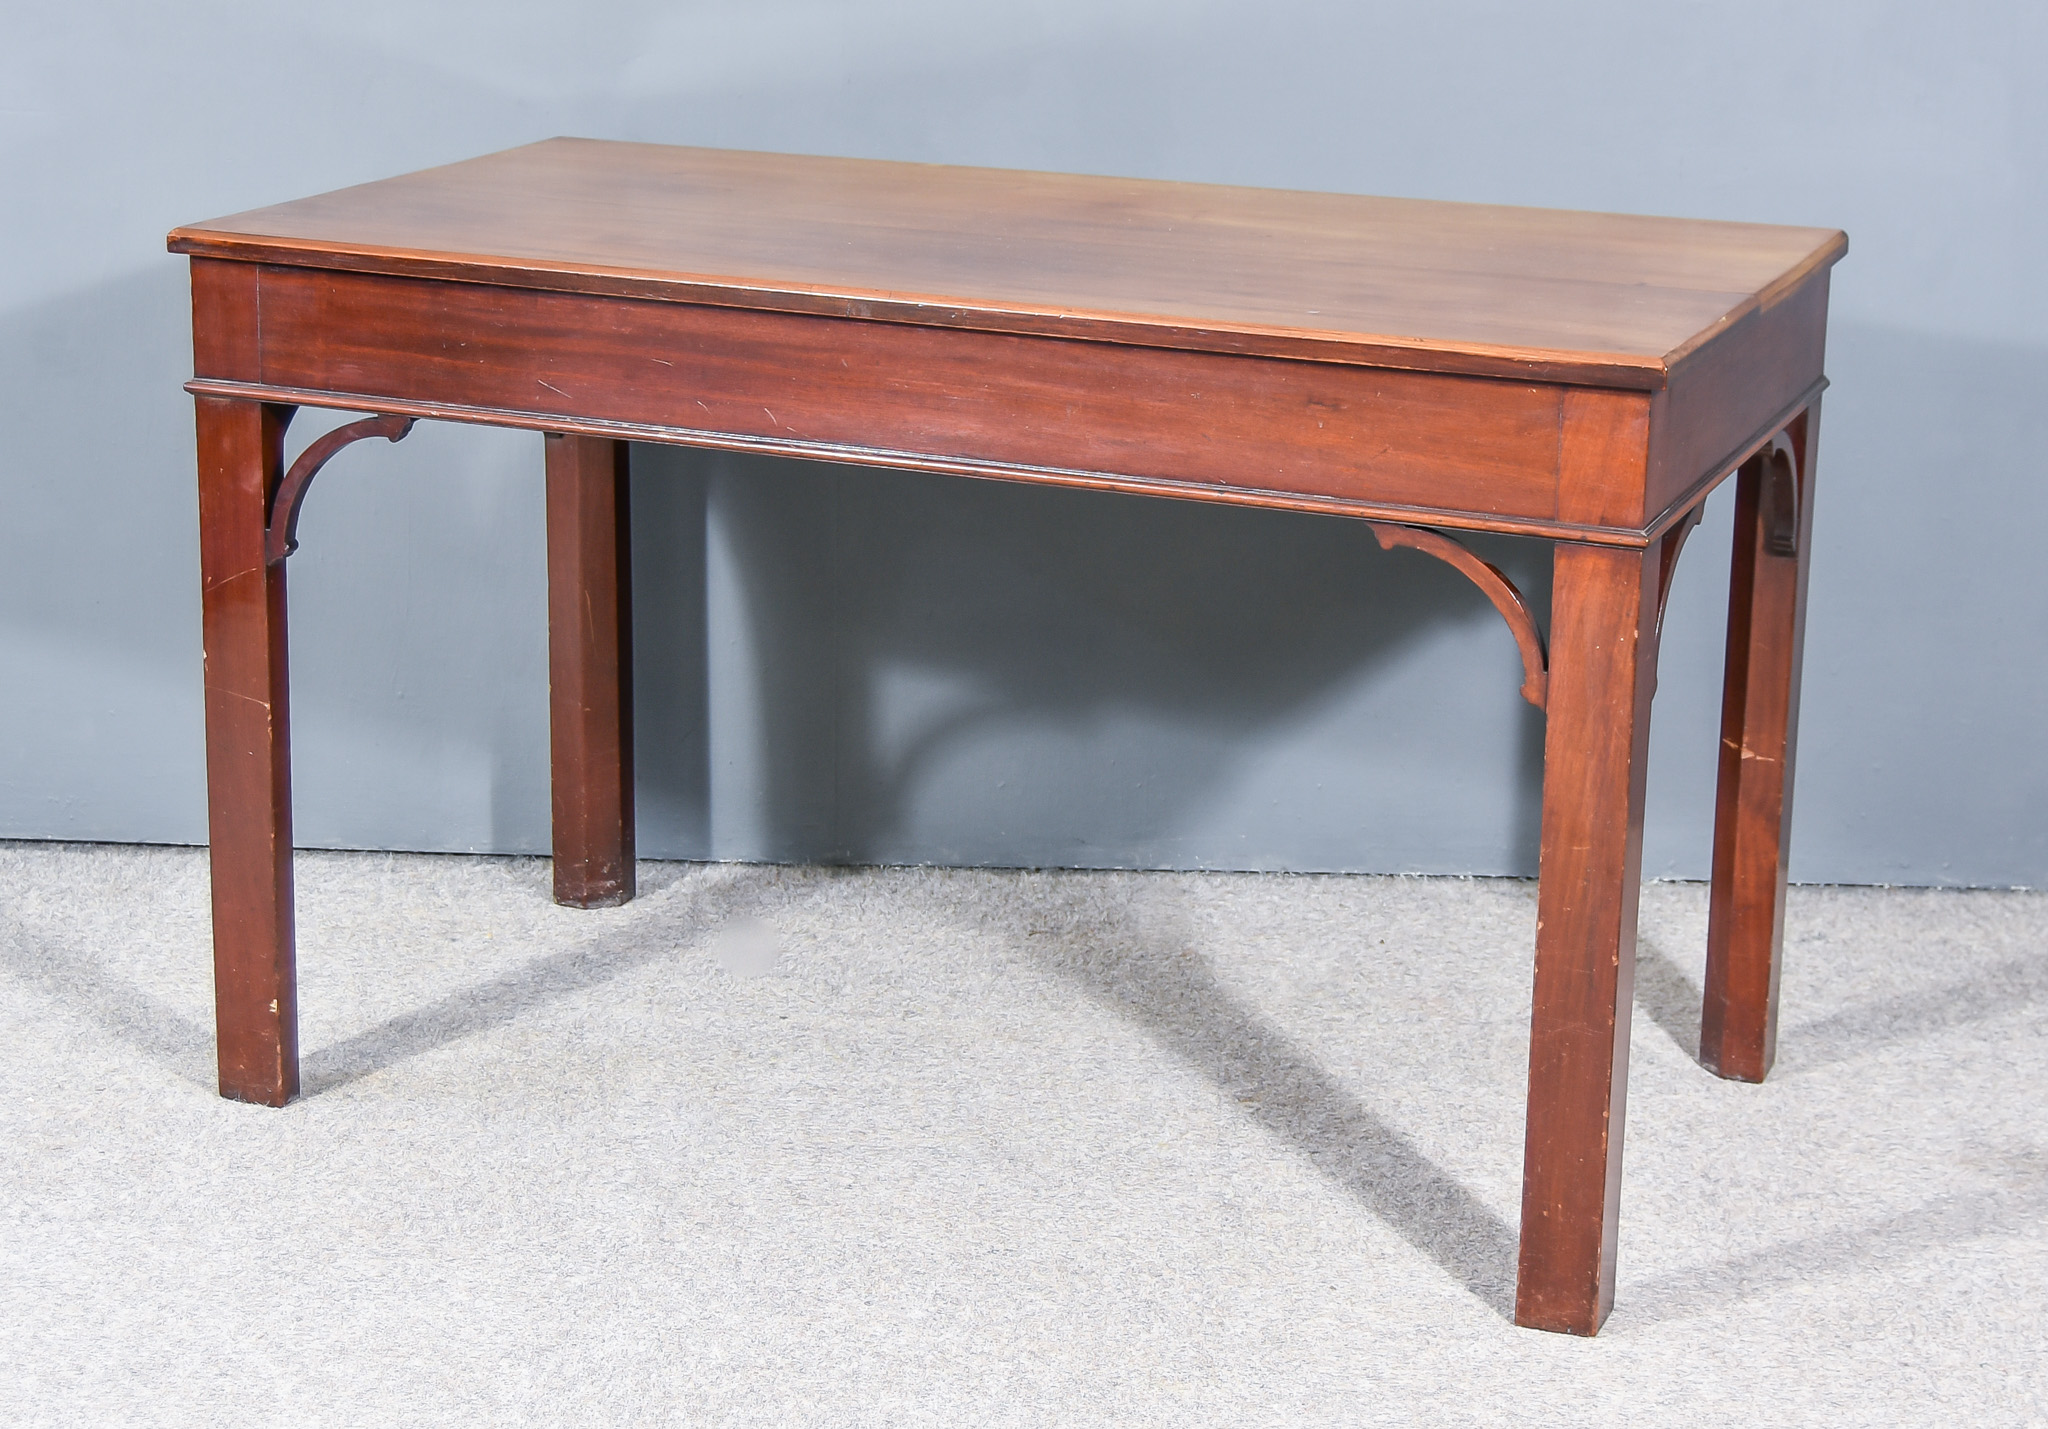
169 139 1843 1336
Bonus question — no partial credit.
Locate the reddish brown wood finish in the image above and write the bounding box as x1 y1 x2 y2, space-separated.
172 140 1843 1336
166 139 1844 389
546 434 636 908
226 265 1579 537
1516 539 1663 1335
175 258 1834 549
1702 406 1820 1081
266 413 415 563
1646 275 1831 522
1366 522 1548 706
196 395 299 1106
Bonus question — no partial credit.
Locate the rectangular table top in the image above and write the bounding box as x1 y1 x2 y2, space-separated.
169 139 1845 391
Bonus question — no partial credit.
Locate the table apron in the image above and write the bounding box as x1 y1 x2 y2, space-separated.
187 261 1821 546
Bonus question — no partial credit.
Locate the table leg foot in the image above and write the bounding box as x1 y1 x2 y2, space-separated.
197 396 300 1106
546 433 636 908
1515 540 1661 1335
1702 405 1820 1083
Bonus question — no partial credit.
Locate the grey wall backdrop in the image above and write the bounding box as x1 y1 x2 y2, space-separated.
3 1 2043 885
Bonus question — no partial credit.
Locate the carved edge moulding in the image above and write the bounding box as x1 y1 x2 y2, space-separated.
190 375 1827 551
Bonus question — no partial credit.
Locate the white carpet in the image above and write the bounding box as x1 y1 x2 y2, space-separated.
1 842 2043 1425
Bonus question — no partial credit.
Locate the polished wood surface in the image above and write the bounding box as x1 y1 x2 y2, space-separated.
195 396 298 1107
169 140 1842 389
177 255 1825 547
1703 408 1820 1081
1516 538 1662 1334
174 140 1840 1336
227 262 1578 534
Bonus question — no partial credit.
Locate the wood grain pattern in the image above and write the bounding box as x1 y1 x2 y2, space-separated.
167 139 1845 389
1555 386 1654 529
189 259 258 379
196 396 299 1107
190 373 1677 548
1702 408 1819 1081
231 264 1573 529
546 434 636 909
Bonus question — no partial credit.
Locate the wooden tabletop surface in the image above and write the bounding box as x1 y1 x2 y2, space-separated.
170 138 1845 389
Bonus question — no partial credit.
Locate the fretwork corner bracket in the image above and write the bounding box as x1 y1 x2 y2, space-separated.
265 413 416 564
1366 521 1549 709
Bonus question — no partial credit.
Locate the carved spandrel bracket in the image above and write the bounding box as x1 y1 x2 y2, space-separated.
1645 500 1709 701
265 414 416 565
1366 521 1549 709
1757 431 1801 558
1654 501 1706 649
